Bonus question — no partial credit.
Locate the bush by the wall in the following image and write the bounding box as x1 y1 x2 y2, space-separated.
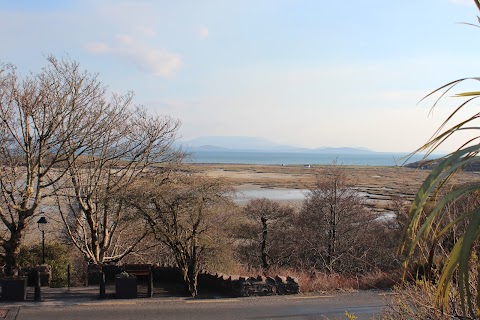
18 243 70 287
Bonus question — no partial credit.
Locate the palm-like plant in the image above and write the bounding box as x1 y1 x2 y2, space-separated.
401 1 480 316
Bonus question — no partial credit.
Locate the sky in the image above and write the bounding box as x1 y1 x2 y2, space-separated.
1 0 480 152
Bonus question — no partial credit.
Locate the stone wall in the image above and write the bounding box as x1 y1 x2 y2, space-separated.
198 272 299 297
87 263 300 297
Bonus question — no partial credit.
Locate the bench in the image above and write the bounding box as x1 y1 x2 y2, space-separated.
121 264 154 298
123 264 152 277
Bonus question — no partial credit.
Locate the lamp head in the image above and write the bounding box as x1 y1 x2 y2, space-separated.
37 216 47 231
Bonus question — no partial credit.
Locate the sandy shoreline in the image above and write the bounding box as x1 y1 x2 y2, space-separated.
186 163 480 211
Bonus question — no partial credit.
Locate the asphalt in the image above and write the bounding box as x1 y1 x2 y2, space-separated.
0 285 189 320
0 287 389 320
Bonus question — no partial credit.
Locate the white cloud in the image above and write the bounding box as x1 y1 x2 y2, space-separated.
85 32 182 77
197 25 209 39
85 42 109 54
115 34 134 46
137 25 156 37
136 48 182 77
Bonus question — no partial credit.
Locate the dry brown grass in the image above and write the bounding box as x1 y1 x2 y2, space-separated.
293 270 402 293
234 267 403 293
292 271 357 293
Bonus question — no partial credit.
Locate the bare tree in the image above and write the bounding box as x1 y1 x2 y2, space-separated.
238 198 295 271
126 173 234 297
53 99 182 265
297 164 376 273
0 57 111 275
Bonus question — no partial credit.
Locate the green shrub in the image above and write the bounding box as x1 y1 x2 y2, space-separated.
18 243 71 287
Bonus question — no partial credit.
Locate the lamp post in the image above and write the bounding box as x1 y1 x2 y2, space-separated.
37 216 47 264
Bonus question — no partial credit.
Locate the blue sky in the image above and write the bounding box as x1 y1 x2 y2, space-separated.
1 0 480 152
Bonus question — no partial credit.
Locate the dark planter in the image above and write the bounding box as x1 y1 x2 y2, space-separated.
1 277 27 301
115 277 137 299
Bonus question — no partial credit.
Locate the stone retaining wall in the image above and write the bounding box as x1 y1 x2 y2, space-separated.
87 263 299 296
198 272 299 297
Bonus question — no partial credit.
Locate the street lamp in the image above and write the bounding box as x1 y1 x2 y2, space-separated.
37 216 47 264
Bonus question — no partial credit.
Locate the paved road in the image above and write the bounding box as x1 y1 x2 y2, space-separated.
0 289 389 320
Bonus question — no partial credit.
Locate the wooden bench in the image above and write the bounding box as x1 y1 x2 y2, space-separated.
123 264 152 277
121 264 153 298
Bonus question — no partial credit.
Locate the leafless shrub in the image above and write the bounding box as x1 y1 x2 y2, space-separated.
236 198 296 271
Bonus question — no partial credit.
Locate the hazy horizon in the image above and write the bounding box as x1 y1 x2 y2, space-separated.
180 135 446 154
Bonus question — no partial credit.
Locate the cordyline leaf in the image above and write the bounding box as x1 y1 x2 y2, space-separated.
409 160 480 315
405 3 480 316
419 96 480 156
435 235 462 309
428 183 480 237
456 91 480 97
435 208 480 315
414 76 480 156
419 78 468 105
475 0 480 14
436 207 477 239
401 144 480 257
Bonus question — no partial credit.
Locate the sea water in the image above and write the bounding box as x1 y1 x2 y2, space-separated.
235 186 309 204
185 150 434 166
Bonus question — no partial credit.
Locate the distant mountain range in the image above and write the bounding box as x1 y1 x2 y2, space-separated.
180 136 378 154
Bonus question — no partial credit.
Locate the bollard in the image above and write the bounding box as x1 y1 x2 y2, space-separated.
67 264 71 291
99 272 106 299
34 270 41 301
85 264 88 286
147 271 153 298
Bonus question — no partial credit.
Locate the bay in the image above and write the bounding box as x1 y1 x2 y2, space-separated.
185 150 435 166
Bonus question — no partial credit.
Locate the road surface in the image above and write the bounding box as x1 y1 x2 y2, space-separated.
9 290 389 320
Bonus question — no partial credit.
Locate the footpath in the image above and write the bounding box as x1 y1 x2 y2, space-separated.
0 285 188 320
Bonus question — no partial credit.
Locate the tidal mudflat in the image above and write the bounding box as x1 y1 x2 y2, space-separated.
187 163 480 212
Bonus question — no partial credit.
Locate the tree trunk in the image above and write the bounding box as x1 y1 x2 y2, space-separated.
182 263 198 297
261 216 269 270
327 203 337 274
3 227 24 276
